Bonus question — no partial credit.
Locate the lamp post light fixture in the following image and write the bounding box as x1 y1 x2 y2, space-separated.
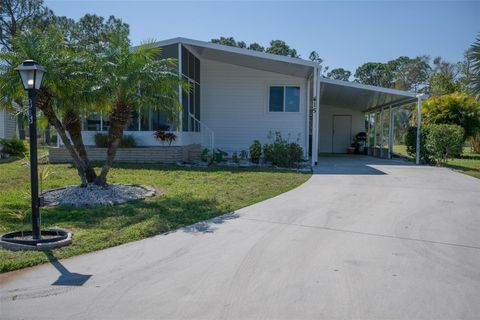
16 60 46 240
0 60 72 251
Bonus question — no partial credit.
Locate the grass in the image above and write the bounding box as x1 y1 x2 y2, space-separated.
446 158 480 179
0 159 310 273
392 144 480 179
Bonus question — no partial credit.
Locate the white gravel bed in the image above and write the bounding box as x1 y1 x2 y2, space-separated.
42 184 156 207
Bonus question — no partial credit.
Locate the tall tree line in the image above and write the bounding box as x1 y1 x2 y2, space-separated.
212 34 479 97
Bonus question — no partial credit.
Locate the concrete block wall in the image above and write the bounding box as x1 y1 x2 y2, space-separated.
49 145 201 164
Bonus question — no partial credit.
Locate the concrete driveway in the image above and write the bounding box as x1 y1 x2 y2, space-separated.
2 156 480 320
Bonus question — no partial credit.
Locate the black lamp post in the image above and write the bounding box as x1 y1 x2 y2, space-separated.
15 60 46 240
0 60 72 251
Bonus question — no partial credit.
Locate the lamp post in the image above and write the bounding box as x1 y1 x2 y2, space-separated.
15 60 46 240
0 59 72 250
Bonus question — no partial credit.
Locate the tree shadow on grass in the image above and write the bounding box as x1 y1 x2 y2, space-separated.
0 156 21 164
39 194 233 239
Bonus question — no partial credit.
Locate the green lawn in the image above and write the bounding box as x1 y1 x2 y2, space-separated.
0 159 311 273
392 144 480 179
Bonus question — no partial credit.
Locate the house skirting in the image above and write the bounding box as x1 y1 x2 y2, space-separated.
48 145 201 164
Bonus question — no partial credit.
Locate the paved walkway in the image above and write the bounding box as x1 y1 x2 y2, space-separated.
2 156 480 319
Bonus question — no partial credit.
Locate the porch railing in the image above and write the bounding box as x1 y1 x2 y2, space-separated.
188 113 214 152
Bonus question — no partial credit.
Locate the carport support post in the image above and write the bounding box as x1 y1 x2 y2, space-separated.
380 108 384 157
366 113 371 150
306 75 311 159
415 94 427 165
388 106 393 159
311 67 320 166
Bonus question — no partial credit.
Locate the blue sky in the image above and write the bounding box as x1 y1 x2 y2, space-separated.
45 1 479 73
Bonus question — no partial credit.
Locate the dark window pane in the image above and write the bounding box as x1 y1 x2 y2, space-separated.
182 76 189 131
188 52 195 79
181 46 188 77
195 83 200 121
194 57 200 83
151 110 171 131
159 44 178 59
140 109 150 131
269 86 284 112
189 83 194 115
285 86 300 112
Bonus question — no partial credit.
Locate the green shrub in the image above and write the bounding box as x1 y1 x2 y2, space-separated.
94 133 136 148
213 149 227 163
263 131 304 168
425 124 464 165
403 126 432 163
249 140 262 164
421 93 480 139
232 152 239 163
0 136 27 155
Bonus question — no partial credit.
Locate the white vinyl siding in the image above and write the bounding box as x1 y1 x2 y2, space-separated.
201 58 308 155
318 104 364 153
0 109 16 139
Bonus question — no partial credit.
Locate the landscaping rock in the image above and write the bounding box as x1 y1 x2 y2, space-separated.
42 184 156 207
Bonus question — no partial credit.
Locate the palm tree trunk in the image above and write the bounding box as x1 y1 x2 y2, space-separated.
64 109 97 183
95 101 131 186
37 89 88 186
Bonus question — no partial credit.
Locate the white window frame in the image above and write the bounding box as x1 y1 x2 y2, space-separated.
267 85 301 113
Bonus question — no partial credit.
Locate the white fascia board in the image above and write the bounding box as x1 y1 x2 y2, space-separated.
319 77 419 98
152 37 319 69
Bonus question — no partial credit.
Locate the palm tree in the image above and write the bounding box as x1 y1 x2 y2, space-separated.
94 34 185 186
0 26 101 185
468 34 480 100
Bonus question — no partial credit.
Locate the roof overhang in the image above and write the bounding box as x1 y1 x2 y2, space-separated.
319 77 419 112
153 37 317 78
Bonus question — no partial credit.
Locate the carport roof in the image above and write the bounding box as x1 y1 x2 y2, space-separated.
319 77 419 112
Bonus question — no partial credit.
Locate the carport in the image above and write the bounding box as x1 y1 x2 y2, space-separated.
309 73 427 166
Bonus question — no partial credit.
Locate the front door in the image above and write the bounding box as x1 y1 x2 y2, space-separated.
332 115 352 153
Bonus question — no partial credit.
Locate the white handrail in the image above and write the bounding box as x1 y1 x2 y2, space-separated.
188 113 214 152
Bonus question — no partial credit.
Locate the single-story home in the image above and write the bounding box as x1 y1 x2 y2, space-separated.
45 37 426 165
